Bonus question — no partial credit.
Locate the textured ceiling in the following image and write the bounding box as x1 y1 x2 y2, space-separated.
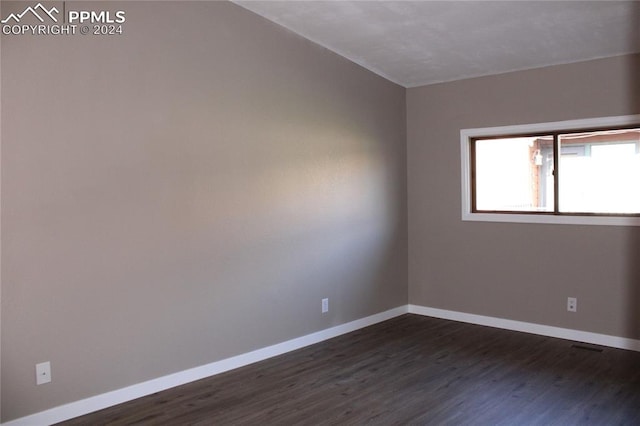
234 1 640 88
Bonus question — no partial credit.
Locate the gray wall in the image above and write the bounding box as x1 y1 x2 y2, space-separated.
1 2 407 421
408 54 640 340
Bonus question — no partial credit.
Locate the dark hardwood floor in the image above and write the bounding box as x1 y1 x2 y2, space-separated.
58 314 640 425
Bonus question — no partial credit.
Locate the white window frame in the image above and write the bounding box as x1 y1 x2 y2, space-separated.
460 114 640 226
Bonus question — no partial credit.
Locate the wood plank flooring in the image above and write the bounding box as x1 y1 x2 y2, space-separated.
58 314 640 425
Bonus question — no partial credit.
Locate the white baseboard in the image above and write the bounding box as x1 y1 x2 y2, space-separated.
409 304 640 352
3 306 408 426
8 304 638 425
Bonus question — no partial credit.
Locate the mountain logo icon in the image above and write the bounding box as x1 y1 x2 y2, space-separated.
1 3 59 24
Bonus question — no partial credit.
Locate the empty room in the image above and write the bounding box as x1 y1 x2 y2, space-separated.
1 1 640 424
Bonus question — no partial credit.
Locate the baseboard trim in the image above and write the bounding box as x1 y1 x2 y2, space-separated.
409 304 640 352
9 304 637 425
3 306 408 426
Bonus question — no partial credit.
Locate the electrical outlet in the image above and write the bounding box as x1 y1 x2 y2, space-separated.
36 361 51 385
322 298 329 313
567 297 577 313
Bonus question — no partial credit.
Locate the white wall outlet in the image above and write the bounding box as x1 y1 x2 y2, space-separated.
36 361 51 385
321 298 329 313
567 297 577 313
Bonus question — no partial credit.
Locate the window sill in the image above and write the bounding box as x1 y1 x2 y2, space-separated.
462 212 640 227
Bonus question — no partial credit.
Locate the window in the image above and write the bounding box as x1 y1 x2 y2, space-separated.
461 115 640 226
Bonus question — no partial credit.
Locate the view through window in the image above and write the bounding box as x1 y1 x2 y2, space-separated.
472 128 640 215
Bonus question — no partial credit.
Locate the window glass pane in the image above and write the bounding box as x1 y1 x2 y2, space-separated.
559 129 640 214
475 136 554 212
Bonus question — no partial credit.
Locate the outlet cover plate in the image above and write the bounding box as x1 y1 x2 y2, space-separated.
36 361 51 385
